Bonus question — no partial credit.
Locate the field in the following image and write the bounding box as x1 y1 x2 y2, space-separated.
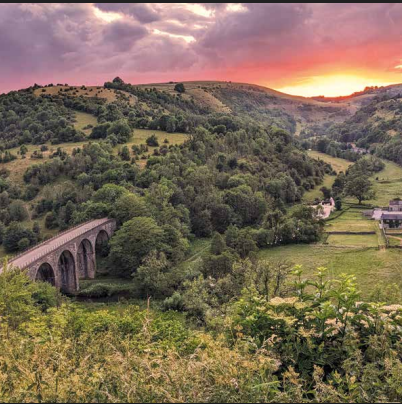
326 234 378 247
365 160 402 206
304 151 352 202
307 151 402 207
258 244 402 298
325 208 376 233
303 174 336 202
258 200 402 297
307 150 352 173
123 128 187 151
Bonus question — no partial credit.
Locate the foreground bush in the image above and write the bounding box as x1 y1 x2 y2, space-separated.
0 265 400 402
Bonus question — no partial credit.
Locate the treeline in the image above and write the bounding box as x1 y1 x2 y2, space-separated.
0 89 84 148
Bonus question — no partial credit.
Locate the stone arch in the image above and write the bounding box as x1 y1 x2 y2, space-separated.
77 238 95 279
58 250 77 293
95 229 110 258
35 263 56 286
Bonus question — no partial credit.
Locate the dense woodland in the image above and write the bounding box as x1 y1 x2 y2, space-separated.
0 79 400 402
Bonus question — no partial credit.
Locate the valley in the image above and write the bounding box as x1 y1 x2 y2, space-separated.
0 78 401 403
2 3 402 402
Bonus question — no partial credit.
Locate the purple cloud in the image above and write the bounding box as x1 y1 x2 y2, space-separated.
1 3 402 94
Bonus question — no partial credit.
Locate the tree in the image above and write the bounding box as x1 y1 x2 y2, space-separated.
320 186 331 200
32 221 40 238
174 83 185 93
112 193 149 225
64 200 76 225
90 123 111 139
0 191 9 209
107 120 132 143
119 145 131 161
146 134 159 147
0 221 5 244
20 144 28 157
344 173 374 204
92 184 128 205
134 251 175 298
109 217 165 276
8 200 29 222
45 211 58 229
3 223 35 252
17 237 30 251
335 197 342 211
210 232 226 255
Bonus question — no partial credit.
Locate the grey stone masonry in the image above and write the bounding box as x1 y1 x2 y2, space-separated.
0 218 116 293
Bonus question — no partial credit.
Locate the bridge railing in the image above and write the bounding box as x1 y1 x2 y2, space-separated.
4 218 114 270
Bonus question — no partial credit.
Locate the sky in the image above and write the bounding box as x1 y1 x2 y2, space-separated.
1 3 402 97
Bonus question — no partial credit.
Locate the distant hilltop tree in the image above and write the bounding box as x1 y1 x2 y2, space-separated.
174 83 185 93
113 77 125 84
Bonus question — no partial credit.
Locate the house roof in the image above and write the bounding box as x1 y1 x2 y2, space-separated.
390 200 402 205
381 213 402 220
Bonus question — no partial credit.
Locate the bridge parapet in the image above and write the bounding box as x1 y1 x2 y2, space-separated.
0 218 116 293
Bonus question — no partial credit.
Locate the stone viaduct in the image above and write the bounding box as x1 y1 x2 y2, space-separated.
0 218 116 293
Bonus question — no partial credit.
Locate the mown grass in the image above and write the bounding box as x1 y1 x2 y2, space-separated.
326 234 378 247
258 244 402 297
388 236 402 247
326 219 376 233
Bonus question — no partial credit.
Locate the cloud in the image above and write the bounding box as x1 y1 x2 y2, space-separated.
1 3 402 94
102 20 148 52
94 3 161 23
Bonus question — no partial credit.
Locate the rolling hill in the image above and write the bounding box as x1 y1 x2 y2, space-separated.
33 80 357 136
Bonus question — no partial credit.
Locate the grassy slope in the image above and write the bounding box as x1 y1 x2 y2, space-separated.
365 160 402 206
34 86 137 105
307 151 402 207
134 81 354 128
1 127 188 185
304 151 352 202
73 112 98 135
259 244 402 298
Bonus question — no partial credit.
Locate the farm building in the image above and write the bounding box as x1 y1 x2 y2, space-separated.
380 212 402 229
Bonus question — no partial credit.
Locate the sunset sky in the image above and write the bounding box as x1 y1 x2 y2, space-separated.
1 3 402 97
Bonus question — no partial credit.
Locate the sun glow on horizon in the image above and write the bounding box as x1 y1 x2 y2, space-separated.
277 74 396 98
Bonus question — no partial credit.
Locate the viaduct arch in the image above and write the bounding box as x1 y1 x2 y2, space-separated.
0 218 116 293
